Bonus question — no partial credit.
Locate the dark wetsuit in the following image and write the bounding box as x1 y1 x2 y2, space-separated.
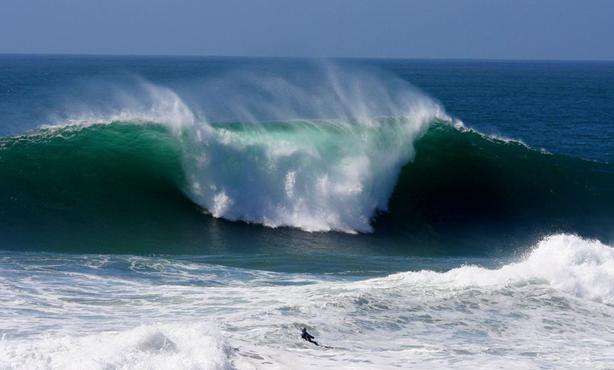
301 328 319 346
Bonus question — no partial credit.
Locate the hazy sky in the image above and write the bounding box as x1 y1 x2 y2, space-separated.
1 0 613 60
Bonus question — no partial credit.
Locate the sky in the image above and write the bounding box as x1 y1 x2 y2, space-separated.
1 0 613 60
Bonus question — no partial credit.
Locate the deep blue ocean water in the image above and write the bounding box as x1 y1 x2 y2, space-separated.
0 56 613 368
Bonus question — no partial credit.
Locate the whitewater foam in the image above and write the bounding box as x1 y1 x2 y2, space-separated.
369 234 614 303
1 234 614 369
0 323 232 370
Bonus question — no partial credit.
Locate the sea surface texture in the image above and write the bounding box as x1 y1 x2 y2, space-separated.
1 56 613 369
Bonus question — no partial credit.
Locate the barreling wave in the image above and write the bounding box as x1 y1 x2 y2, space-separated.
1 67 613 252
1 117 613 251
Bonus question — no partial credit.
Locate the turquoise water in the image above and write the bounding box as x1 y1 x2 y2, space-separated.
0 56 613 368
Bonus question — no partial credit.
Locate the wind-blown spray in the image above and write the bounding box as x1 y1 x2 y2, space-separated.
177 65 449 232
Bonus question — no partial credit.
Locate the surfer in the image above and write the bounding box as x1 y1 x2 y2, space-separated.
301 328 319 346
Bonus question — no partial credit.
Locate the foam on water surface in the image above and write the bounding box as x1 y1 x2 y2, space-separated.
0 323 232 370
1 234 614 369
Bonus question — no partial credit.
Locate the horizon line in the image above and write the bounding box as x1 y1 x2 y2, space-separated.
1 52 613 63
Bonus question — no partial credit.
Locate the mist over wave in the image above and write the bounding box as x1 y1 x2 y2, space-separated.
177 67 448 233
32 64 451 233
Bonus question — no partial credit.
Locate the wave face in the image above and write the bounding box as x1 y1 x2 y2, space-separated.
382 123 614 240
2 118 613 251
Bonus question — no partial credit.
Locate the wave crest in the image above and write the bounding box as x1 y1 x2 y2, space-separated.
376 234 614 303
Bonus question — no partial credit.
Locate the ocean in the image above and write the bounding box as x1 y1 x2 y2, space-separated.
0 55 613 369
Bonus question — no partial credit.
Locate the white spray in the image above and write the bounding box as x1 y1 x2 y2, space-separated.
178 65 449 232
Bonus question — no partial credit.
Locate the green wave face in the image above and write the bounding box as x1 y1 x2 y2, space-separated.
383 124 614 242
0 123 205 252
1 120 613 255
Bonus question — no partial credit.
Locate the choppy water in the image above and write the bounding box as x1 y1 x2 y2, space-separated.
2 235 614 369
